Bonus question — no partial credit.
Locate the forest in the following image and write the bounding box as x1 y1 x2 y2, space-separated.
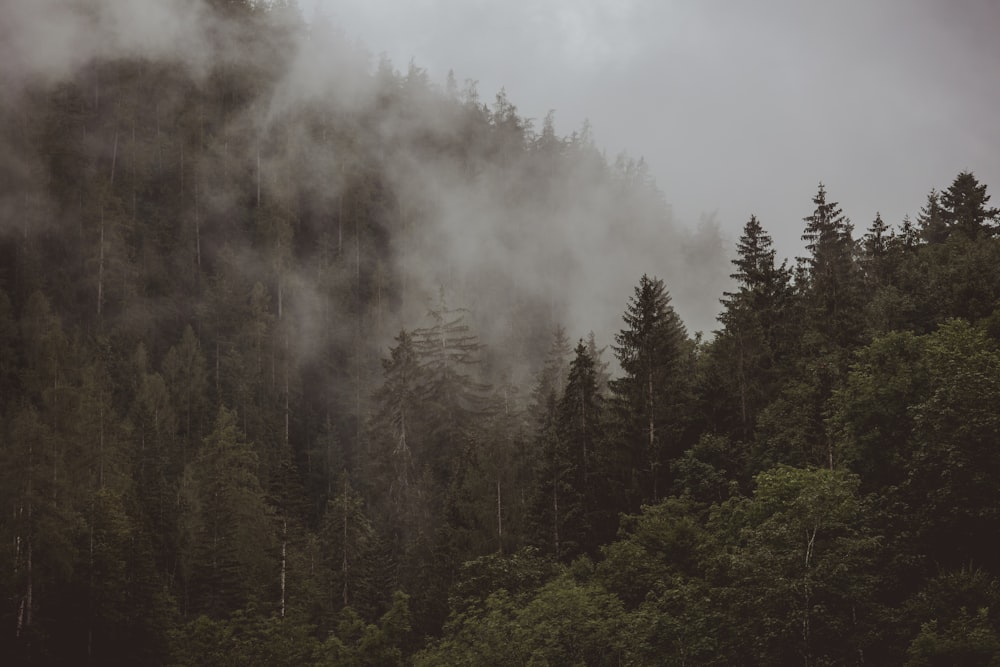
3 1 1000 665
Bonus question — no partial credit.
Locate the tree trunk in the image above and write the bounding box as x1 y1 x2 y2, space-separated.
110 128 119 186
553 470 560 560
280 517 287 618
496 479 503 554
16 438 34 638
194 181 201 270
97 207 105 317
648 365 655 501
342 492 349 607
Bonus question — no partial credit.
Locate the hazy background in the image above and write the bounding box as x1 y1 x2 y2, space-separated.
3 0 998 342
304 0 1000 263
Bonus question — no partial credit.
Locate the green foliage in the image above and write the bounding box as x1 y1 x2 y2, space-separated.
828 330 929 488
907 608 1000 667
940 171 1000 240
711 466 880 664
4 0 1000 658
611 274 693 507
597 496 709 607
905 319 1000 570
418 573 626 666
178 407 277 617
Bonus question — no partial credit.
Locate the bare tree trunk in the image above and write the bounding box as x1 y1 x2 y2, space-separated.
342 492 349 607
16 438 34 639
215 341 220 399
155 101 162 171
496 479 503 554
88 498 94 665
648 366 655 501
179 142 184 202
97 207 105 317
52 371 59 508
553 471 560 560
194 181 200 270
355 205 362 456
803 525 818 667
98 397 105 489
110 129 119 186
737 331 748 426
283 330 290 449
280 518 287 619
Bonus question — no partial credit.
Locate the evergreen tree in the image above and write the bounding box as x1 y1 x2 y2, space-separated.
715 215 793 434
861 211 891 288
162 326 209 465
556 341 611 552
940 171 999 239
798 183 865 350
178 407 276 617
369 330 423 511
527 325 571 430
611 275 691 507
410 291 491 480
916 189 947 244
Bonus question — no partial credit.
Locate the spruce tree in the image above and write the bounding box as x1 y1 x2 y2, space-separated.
556 341 610 552
861 211 891 288
716 216 792 434
939 170 999 239
917 189 947 244
611 275 690 507
798 183 864 350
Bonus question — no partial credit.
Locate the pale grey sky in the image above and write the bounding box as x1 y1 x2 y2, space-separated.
304 0 1000 262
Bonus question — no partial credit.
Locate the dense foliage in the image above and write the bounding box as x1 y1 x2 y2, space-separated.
3 2 1000 665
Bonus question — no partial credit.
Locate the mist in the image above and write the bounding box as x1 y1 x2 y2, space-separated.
7 3 1000 663
0 0 732 378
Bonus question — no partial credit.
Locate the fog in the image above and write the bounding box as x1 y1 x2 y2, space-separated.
307 0 1000 265
4 0 998 370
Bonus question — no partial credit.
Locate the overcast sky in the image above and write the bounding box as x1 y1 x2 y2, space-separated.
303 0 1000 262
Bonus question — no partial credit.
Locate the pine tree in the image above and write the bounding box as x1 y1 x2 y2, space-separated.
162 326 209 465
939 170 999 239
370 330 423 511
319 475 376 618
528 325 572 430
917 189 947 244
178 407 276 617
531 391 586 561
410 291 491 480
861 211 891 288
715 216 792 434
798 183 864 350
557 341 612 552
611 275 691 507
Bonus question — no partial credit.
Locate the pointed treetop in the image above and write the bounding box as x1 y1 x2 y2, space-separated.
940 170 999 238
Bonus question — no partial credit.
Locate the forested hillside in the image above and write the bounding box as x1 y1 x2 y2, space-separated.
3 2 1000 665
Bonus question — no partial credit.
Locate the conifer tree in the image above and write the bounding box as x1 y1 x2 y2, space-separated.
798 183 864 350
611 275 690 507
861 211 891 288
410 292 491 479
370 330 423 511
939 170 999 239
715 216 792 434
558 341 612 551
528 325 572 430
917 189 948 244
530 350 598 562
178 407 276 617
